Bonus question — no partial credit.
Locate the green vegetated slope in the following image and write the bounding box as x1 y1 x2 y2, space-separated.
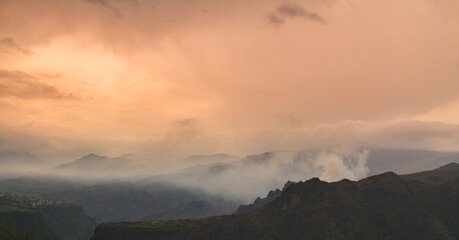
92 164 459 240
0 204 96 240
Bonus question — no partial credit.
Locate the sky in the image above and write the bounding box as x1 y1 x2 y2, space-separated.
0 0 458 161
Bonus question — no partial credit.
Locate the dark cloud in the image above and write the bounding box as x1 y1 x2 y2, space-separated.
268 12 285 25
274 3 324 23
175 118 197 127
0 70 74 99
0 37 33 55
85 0 122 17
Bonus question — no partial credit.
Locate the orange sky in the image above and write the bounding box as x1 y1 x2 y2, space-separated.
0 0 458 160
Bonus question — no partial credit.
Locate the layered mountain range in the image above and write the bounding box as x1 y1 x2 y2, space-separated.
92 163 459 240
0 148 458 225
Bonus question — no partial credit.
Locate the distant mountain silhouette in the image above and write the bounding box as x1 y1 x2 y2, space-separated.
366 148 458 175
183 154 240 164
56 153 129 170
120 153 141 160
0 151 41 165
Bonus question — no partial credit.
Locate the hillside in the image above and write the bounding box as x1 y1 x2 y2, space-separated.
92 166 459 240
56 153 134 171
146 200 218 221
235 181 294 214
402 162 459 184
0 196 96 240
37 182 238 223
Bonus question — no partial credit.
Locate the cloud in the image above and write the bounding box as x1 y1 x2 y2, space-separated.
85 0 123 17
268 12 285 25
0 69 74 99
0 0 458 160
307 120 459 152
175 118 197 127
272 2 324 24
0 37 33 55
166 146 370 202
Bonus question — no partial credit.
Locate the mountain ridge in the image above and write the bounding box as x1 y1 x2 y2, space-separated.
92 163 459 240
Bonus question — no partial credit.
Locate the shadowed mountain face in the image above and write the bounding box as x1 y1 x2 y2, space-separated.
145 200 219 221
234 163 459 215
92 163 459 240
402 162 459 184
235 181 294 214
37 182 238 223
0 200 96 240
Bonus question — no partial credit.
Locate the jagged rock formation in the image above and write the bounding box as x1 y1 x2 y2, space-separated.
235 181 294 214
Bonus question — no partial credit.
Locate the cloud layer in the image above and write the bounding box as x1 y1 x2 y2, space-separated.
0 0 458 160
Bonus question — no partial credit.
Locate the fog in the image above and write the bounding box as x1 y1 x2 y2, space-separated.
161 146 369 202
0 146 371 202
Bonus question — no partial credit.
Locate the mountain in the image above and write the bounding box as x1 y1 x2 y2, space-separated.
37 182 238 223
183 154 240 164
235 181 294 214
0 195 96 240
236 163 459 214
56 153 133 171
0 162 240 223
0 151 41 166
0 176 84 194
53 153 154 180
92 164 459 240
402 162 459 184
241 150 296 164
37 182 202 223
146 200 218 221
2 148 458 226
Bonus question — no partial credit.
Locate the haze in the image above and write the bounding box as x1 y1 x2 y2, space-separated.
1 0 459 162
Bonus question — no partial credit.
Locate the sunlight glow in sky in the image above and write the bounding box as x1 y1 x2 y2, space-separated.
1 0 458 160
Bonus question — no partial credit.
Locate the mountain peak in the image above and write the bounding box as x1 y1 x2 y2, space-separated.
282 181 295 191
306 177 323 183
83 153 99 158
436 162 459 171
362 171 400 183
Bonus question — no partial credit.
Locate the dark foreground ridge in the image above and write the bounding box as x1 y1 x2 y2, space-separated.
0 203 96 240
92 163 459 240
